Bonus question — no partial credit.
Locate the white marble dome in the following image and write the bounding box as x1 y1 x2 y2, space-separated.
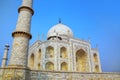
47 23 73 38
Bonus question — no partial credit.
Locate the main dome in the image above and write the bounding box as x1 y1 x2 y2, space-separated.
47 23 73 38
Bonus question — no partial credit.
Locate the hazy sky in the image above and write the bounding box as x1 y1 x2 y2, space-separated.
0 0 120 72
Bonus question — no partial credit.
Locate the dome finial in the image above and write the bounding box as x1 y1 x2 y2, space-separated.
59 18 61 23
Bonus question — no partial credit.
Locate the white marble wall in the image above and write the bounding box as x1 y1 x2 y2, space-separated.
28 37 101 72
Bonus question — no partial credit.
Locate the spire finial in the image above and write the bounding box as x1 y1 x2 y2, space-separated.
37 33 40 40
59 18 61 23
5 44 9 48
42 34 44 42
88 37 91 42
96 44 98 49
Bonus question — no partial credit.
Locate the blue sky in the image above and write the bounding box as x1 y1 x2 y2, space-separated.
0 0 120 72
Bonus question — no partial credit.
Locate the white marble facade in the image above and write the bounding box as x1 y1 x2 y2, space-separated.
28 23 102 73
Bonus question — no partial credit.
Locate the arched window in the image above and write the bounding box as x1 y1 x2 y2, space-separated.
61 62 68 71
93 53 98 63
29 53 34 69
60 47 67 58
46 46 54 58
38 49 41 61
95 65 99 72
76 49 87 72
38 63 41 70
45 62 54 70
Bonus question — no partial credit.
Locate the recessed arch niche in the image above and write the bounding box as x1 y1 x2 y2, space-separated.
95 65 100 72
38 49 41 61
93 53 98 63
60 47 67 58
38 63 41 70
76 49 88 72
45 62 54 70
45 46 54 58
29 53 34 69
61 62 68 71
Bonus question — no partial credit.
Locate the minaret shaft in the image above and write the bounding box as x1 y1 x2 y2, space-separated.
22 0 33 8
15 10 32 32
9 0 33 67
1 44 9 68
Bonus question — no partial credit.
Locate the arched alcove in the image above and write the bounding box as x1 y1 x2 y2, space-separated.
46 46 54 58
29 53 34 69
93 53 98 63
38 63 41 70
45 62 54 70
95 65 100 72
76 49 87 72
61 62 68 71
60 47 67 58
38 49 41 61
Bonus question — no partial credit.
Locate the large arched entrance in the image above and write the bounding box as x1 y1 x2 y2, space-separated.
76 49 88 72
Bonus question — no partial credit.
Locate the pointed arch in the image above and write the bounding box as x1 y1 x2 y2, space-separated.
38 49 41 61
76 49 87 72
29 53 34 69
38 63 41 70
93 53 98 63
45 62 54 70
60 47 67 58
46 46 54 58
61 62 68 71
95 65 100 72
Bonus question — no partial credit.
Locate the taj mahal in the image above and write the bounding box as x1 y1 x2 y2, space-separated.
0 0 120 80
28 21 102 73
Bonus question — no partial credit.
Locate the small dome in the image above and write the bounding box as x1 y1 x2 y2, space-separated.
47 23 73 38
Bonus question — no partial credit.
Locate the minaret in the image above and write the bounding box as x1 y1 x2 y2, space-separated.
1 44 9 68
9 0 34 68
